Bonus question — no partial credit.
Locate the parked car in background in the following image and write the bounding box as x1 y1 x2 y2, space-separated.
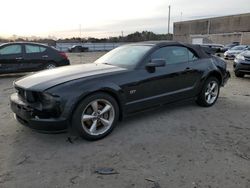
221 42 240 52
224 45 249 59
68 45 89 52
10 41 230 140
234 50 250 77
0 42 70 74
200 43 224 53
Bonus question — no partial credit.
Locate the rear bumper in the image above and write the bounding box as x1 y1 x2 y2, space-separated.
222 71 230 86
58 59 70 66
10 93 68 133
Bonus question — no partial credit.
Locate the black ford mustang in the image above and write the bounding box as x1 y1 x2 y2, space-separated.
10 41 230 140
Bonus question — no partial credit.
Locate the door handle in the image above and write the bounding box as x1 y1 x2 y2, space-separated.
185 67 191 70
16 57 23 60
42 55 48 58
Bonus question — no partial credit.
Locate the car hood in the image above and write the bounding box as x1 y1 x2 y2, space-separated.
241 51 250 58
14 63 127 91
226 50 243 54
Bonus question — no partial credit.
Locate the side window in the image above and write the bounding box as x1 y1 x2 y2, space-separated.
25 45 46 54
151 46 189 64
151 46 198 64
0 45 22 55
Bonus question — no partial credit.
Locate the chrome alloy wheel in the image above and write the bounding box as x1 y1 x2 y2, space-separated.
46 64 56 69
205 81 219 104
81 99 115 136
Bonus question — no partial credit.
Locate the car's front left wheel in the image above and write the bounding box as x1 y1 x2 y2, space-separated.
72 92 119 140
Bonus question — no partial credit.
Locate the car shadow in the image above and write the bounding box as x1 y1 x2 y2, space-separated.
0 73 28 78
120 99 197 126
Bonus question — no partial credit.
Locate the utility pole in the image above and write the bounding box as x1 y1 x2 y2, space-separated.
167 5 171 34
79 24 82 42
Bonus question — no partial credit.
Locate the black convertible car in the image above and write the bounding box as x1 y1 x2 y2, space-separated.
10 41 230 140
0 42 70 74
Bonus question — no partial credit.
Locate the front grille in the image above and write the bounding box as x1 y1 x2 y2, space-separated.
245 57 250 61
16 87 26 101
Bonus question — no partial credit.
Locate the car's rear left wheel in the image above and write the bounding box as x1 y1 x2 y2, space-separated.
45 63 56 69
196 77 220 107
72 92 119 140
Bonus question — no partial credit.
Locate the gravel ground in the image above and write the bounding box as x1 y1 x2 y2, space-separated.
0 52 250 188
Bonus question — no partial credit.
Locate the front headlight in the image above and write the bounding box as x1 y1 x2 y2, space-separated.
236 54 245 61
40 93 55 103
38 92 61 116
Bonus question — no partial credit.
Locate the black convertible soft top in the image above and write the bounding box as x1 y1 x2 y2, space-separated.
136 41 211 58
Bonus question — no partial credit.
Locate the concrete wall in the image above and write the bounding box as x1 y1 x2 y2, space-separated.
190 33 243 44
241 32 250 44
174 13 250 44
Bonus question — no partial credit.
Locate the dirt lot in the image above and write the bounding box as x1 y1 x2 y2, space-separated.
0 52 250 188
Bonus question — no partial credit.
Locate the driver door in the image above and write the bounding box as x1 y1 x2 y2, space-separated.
125 46 201 113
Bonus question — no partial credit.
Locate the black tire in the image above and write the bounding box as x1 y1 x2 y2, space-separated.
235 71 244 78
196 77 220 107
72 92 119 141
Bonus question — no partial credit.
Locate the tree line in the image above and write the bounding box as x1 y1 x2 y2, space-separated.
0 31 173 44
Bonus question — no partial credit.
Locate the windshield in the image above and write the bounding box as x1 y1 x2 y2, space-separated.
231 46 246 50
95 45 152 68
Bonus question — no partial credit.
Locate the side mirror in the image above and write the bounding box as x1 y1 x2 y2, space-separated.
146 59 166 68
146 59 166 73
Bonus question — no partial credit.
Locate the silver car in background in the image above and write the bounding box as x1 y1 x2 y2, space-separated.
224 45 249 60
234 50 250 77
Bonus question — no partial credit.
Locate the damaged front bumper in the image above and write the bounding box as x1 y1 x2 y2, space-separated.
10 93 68 133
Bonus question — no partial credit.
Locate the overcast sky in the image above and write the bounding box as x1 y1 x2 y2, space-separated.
0 0 249 38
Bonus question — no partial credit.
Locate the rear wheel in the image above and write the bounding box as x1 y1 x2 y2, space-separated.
45 63 56 69
196 77 220 107
72 92 119 140
235 71 244 78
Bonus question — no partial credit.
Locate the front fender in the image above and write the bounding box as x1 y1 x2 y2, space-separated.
46 79 126 122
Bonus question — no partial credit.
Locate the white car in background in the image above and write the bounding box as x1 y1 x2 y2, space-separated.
224 45 249 60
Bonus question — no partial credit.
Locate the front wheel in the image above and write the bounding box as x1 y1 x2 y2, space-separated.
72 92 119 140
196 77 220 107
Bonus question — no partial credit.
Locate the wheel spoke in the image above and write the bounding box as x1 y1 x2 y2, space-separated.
207 94 211 102
100 104 111 115
82 114 95 121
210 83 216 91
207 83 212 90
89 120 97 133
91 101 98 113
100 118 110 127
205 91 210 96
